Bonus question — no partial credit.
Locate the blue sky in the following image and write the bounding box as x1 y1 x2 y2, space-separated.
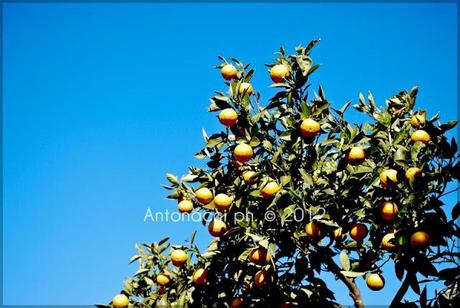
3 2 457 306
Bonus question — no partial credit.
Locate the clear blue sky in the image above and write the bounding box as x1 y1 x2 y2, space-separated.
3 2 457 306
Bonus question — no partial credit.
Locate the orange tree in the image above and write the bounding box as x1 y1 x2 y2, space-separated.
104 40 459 308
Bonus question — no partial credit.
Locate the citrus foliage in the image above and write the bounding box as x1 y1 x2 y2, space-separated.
107 40 459 307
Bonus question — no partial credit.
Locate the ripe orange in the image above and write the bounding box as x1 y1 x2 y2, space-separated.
305 221 322 240
381 233 398 251
234 143 253 163
171 249 188 267
379 169 398 187
270 64 290 83
219 108 238 127
300 118 321 138
249 247 270 265
112 294 129 308
280 302 297 308
380 201 398 221
242 170 257 183
193 268 209 286
195 188 213 205
350 223 368 242
411 130 431 144
214 193 233 212
410 231 430 249
178 199 193 214
405 167 422 181
221 64 238 80
156 274 170 286
261 182 280 199
208 219 227 237
239 82 253 95
254 269 272 288
333 228 342 241
410 111 426 128
366 273 385 291
230 298 244 308
346 147 366 166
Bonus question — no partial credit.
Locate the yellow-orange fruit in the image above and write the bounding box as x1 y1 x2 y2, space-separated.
171 249 188 267
156 274 170 286
234 143 253 163
112 294 129 308
300 118 321 138
405 167 422 181
219 108 238 127
380 201 398 221
305 221 322 240
230 298 244 308
208 219 227 237
214 193 233 212
270 64 290 83
410 231 430 249
178 199 193 213
366 273 385 291
411 130 431 144
221 64 238 80
193 268 209 286
410 112 426 128
379 169 398 187
261 182 280 199
249 247 270 265
239 82 253 95
350 223 368 242
254 269 272 288
346 147 366 166
195 188 213 205
381 233 398 251
242 170 257 183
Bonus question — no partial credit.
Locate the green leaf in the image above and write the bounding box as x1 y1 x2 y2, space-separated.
341 271 365 278
340 250 351 271
166 173 179 185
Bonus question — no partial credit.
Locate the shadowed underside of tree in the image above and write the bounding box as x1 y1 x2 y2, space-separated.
102 40 459 308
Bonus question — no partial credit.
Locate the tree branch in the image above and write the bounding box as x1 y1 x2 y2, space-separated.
390 272 411 307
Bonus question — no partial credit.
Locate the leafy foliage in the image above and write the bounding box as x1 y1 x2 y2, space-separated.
105 40 459 308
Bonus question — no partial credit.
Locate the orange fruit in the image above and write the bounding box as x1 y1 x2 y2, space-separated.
254 269 272 288
221 64 238 80
234 143 253 163
214 193 233 212
280 302 297 308
193 268 209 286
219 108 238 127
239 82 253 95
379 169 398 187
350 223 368 242
242 170 257 183
230 298 244 308
208 219 227 237
249 247 270 265
171 249 188 267
195 188 213 205
410 231 430 249
381 233 398 251
178 199 193 214
366 273 385 291
405 167 422 181
300 118 321 138
411 130 431 144
380 201 398 221
270 64 290 83
305 221 322 240
346 147 366 166
156 274 170 286
112 294 129 308
410 111 426 128
333 228 342 241
261 181 280 199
